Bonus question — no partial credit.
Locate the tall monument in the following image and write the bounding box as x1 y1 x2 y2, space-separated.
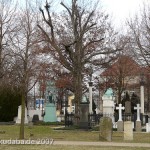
140 73 145 114
44 82 57 122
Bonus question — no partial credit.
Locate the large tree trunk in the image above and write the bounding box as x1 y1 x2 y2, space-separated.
19 91 25 139
73 68 83 125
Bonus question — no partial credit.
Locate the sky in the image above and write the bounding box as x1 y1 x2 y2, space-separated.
55 0 150 28
16 0 150 28
101 0 149 28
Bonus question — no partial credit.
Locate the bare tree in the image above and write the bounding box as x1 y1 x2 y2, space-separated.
38 0 120 120
0 0 17 87
127 3 150 67
11 2 41 139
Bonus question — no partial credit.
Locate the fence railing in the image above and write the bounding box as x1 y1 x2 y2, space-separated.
64 113 149 127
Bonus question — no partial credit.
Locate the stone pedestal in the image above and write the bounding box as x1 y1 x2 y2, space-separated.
79 103 89 129
117 121 124 131
44 103 57 122
135 121 141 132
124 121 133 141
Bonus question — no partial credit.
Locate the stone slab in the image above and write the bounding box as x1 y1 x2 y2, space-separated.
124 121 133 141
117 121 124 131
135 121 141 132
99 117 112 142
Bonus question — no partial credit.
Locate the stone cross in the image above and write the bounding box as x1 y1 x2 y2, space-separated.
116 104 125 121
134 104 141 121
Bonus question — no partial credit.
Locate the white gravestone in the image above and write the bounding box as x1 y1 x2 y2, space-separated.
146 123 150 133
16 105 28 124
116 104 125 121
134 104 141 121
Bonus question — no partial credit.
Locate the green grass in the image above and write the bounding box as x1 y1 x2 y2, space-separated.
0 125 150 150
0 125 150 143
0 145 150 150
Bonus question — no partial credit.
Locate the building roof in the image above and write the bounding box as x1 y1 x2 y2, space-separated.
100 55 140 77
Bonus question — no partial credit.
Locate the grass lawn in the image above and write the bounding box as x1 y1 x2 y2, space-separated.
0 125 150 150
0 145 150 150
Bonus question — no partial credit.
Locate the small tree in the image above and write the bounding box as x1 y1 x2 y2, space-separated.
11 2 41 139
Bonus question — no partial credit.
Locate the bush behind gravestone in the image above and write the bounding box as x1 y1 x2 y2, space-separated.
0 87 21 122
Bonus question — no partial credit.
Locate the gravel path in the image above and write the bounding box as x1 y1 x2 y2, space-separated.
53 141 150 148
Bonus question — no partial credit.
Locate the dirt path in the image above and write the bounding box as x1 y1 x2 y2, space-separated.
53 141 150 148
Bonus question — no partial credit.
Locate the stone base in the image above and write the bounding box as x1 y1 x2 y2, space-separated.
79 122 89 129
124 121 133 140
44 103 57 122
117 121 124 131
135 121 141 132
16 118 29 124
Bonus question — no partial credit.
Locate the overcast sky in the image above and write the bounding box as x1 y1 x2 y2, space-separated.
17 0 149 28
101 0 149 28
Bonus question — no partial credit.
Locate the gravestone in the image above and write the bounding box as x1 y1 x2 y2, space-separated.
124 101 132 122
79 101 89 129
134 104 141 132
32 115 39 123
99 117 112 142
124 121 133 140
116 104 125 131
16 105 28 124
146 122 150 133
125 101 131 114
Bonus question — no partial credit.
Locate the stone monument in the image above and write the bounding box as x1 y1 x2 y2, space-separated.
44 91 57 122
140 75 145 114
16 105 28 124
79 96 89 129
102 88 115 120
